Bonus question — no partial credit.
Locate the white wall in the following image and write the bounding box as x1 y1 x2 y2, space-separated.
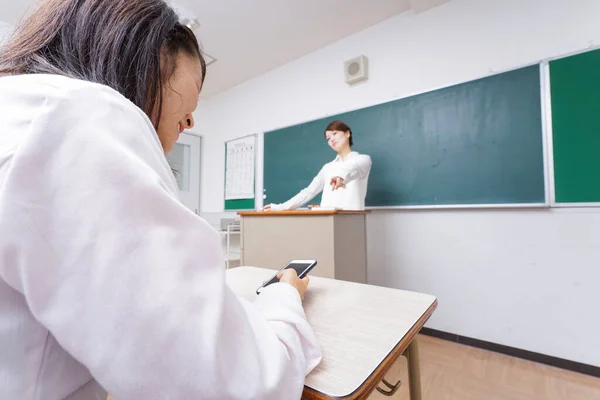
0 21 13 44
195 0 600 366
0 2 35 26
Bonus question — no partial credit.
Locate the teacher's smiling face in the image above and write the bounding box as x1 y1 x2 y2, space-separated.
325 129 351 152
323 120 353 155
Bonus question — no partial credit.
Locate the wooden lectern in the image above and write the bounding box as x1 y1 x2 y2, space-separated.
237 210 368 283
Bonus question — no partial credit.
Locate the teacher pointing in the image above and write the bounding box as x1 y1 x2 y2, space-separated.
264 120 372 211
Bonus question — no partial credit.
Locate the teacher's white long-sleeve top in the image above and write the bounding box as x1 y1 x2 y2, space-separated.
271 152 372 211
0 74 321 400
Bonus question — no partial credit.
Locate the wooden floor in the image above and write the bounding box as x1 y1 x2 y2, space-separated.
369 335 600 400
108 335 600 399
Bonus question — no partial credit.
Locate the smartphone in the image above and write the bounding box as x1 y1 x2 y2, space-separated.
256 259 317 294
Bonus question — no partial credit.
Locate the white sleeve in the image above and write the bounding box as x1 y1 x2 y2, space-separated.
333 154 372 184
270 167 325 211
0 85 321 399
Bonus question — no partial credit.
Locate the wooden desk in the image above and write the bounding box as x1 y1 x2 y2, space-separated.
238 210 368 283
226 267 437 400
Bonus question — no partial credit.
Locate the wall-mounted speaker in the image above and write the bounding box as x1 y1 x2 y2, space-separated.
344 55 369 85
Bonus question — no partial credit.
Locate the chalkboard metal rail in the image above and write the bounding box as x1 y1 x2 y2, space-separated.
540 61 553 208
366 203 549 211
542 59 563 208
550 202 600 208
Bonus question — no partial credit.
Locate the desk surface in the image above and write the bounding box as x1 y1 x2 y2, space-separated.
225 267 437 399
238 210 369 216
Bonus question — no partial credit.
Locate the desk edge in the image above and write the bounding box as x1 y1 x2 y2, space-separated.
238 210 370 216
302 298 438 400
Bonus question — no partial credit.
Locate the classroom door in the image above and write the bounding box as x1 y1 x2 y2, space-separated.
166 132 202 214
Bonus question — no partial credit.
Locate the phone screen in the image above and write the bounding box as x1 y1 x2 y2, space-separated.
259 262 315 292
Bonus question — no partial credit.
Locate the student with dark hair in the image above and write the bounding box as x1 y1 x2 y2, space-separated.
0 0 320 399
264 120 372 211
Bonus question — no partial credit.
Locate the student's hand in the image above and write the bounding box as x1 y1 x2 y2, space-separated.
330 176 345 190
262 204 272 211
278 268 310 301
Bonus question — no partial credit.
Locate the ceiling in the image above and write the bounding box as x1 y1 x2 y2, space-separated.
1 0 450 98
175 0 413 97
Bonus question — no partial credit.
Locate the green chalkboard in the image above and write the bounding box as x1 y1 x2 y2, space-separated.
264 65 545 207
550 49 600 204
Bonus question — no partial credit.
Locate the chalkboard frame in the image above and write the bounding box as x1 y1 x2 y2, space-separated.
262 62 551 210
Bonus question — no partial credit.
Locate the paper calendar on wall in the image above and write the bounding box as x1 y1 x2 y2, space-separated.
225 134 256 201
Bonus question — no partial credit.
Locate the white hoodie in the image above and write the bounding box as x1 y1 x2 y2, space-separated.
0 74 321 400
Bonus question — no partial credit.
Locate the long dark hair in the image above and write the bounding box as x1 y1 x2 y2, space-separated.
0 0 207 128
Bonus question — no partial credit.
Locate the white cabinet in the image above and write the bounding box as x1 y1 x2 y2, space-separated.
220 222 241 269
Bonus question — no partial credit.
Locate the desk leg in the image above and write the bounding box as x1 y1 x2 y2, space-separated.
405 339 422 400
